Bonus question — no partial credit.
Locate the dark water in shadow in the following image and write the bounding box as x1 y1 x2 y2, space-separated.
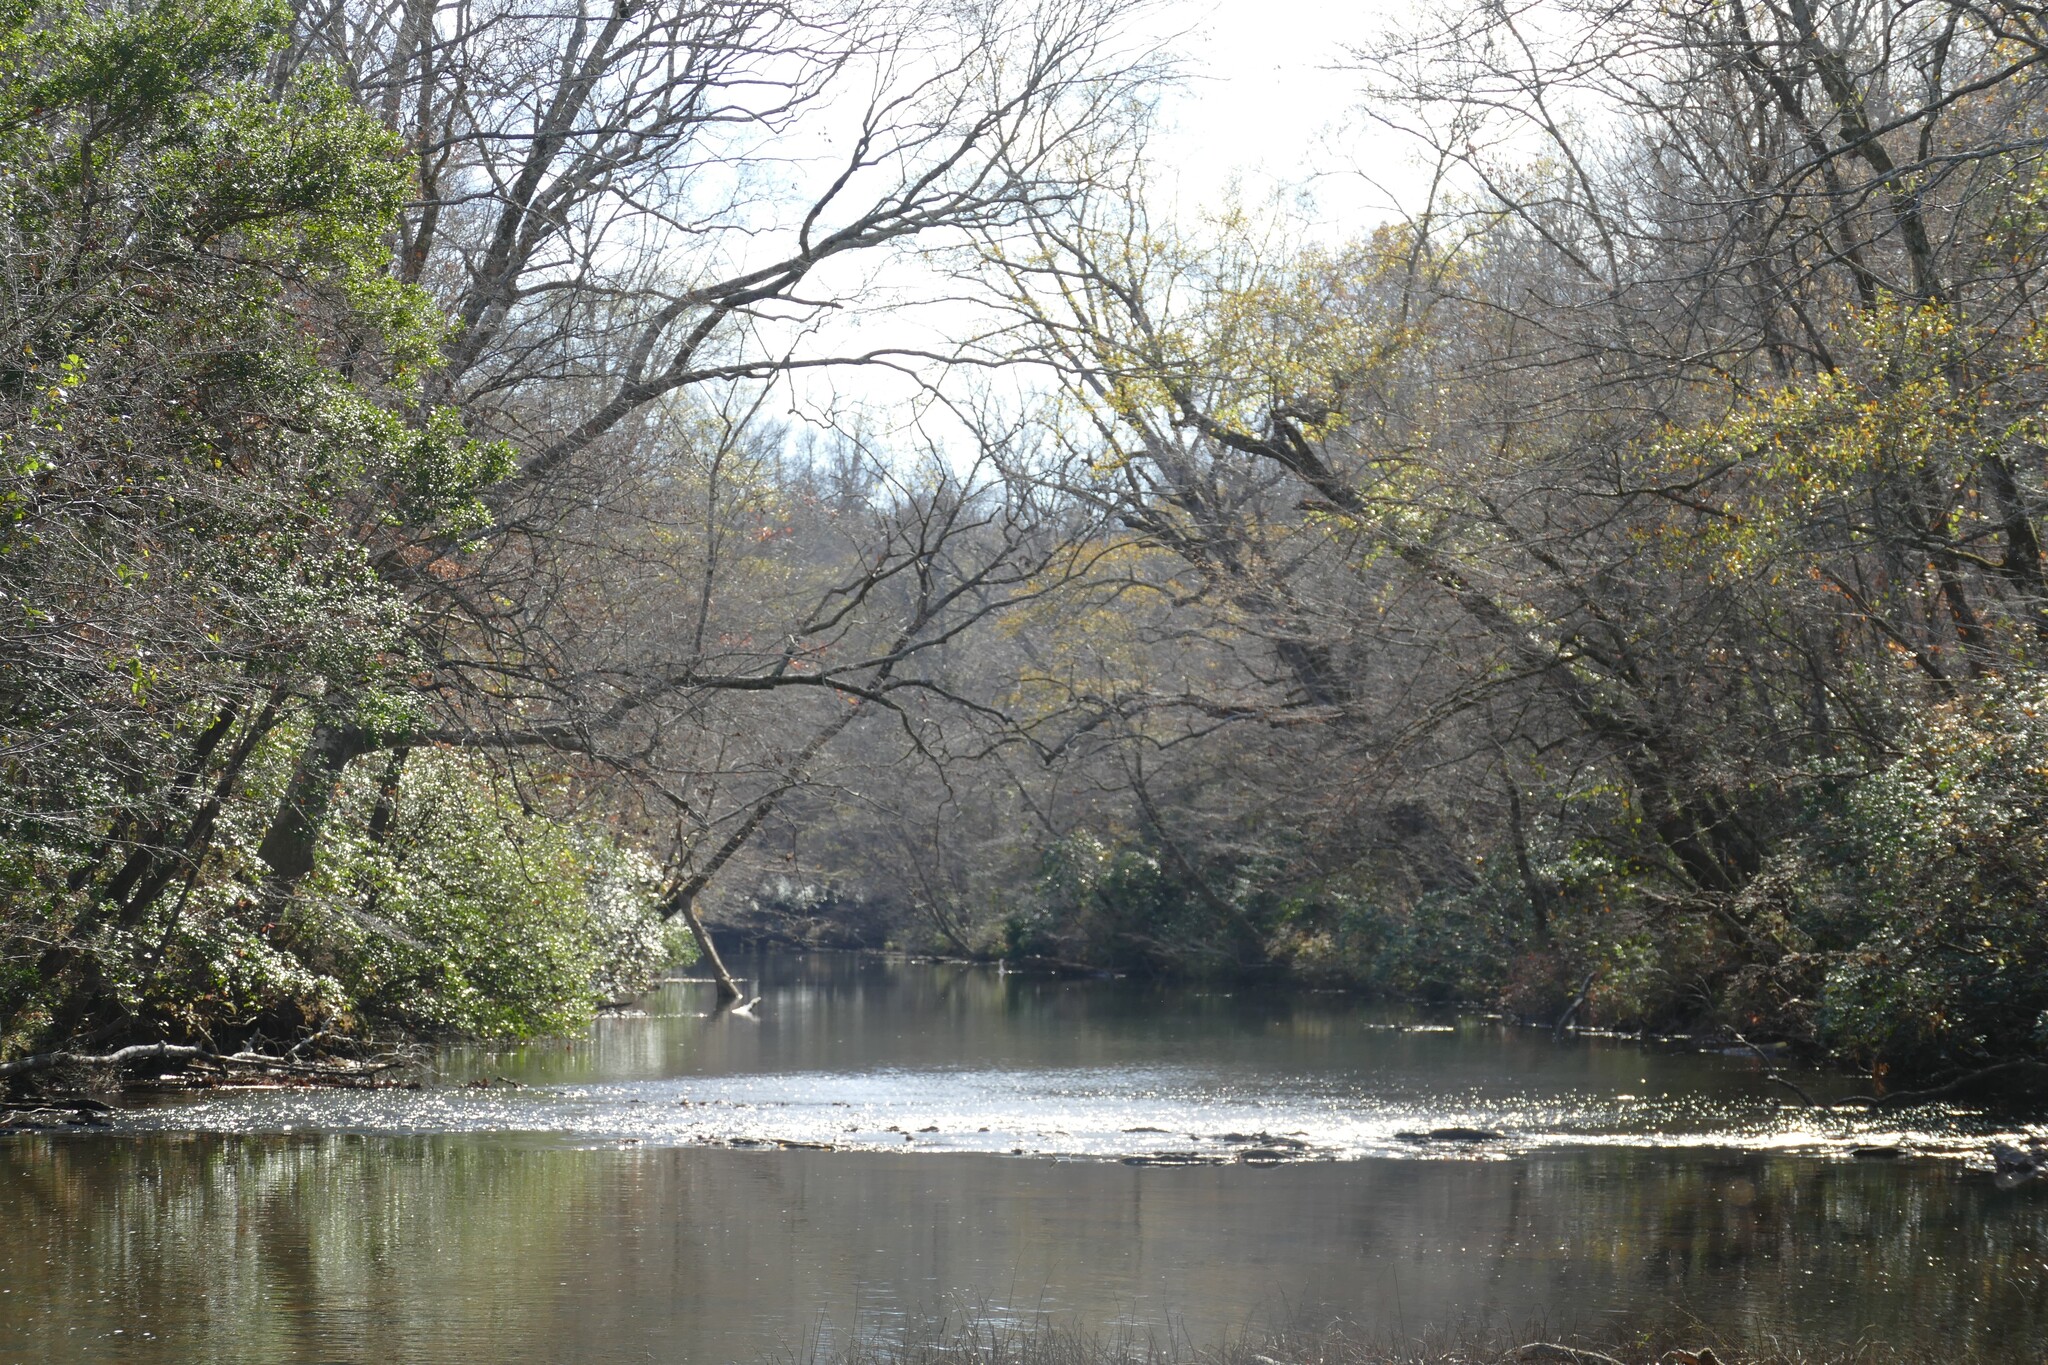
3 952 2046 1360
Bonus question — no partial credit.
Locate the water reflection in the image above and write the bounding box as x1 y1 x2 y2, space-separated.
2 1135 2044 1361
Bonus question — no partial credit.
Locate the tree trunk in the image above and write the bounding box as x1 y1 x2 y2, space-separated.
91 699 242 904
1505 776 1550 944
257 717 374 908
656 682 888 1003
666 889 742 1003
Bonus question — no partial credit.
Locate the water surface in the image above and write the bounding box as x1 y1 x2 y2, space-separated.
2 951 2044 1361
114 952 2031 1160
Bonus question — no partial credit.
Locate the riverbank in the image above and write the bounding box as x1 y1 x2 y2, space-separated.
10 949 2048 1143
17 952 2047 1152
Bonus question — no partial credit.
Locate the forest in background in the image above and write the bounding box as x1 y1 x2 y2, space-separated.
8 0 2048 1093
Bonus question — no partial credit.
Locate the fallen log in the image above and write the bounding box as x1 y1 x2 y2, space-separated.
0 1096 115 1131
1553 971 1599 1040
0 1041 400 1082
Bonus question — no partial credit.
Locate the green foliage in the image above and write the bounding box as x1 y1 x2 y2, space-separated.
1004 832 1256 974
298 748 679 1038
30 740 685 1044
0 0 671 1054
1004 829 1523 997
1283 881 1513 1002
1803 676 2048 1072
996 810 1743 1033
0 0 499 852
1007 833 1173 970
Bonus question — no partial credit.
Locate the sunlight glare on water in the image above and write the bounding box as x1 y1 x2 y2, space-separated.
113 953 2034 1163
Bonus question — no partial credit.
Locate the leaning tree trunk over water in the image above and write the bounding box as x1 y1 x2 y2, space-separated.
656 633 905 1002
659 794 808 1005
661 886 744 1004
257 711 374 909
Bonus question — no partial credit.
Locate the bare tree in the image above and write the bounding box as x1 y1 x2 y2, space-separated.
246 0 1159 916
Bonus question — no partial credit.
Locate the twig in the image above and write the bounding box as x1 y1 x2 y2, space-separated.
1511 1345 1628 1365
1730 1031 1822 1108
1553 971 1598 1040
1842 1058 2048 1109
1767 1073 1822 1107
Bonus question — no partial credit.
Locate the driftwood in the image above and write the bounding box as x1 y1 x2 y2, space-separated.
0 1041 400 1083
1395 1127 1507 1143
0 1096 114 1131
1718 1036 2048 1115
1718 1032 1822 1108
1990 1140 2046 1185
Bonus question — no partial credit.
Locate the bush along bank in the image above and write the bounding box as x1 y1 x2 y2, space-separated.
3 733 694 1069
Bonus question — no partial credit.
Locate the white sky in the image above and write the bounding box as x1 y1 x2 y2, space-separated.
1138 0 1425 234
775 0 1428 439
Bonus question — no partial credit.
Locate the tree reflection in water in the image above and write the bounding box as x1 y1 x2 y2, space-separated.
0 1134 2042 1362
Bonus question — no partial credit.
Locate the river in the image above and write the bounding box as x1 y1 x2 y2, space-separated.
2 951 2044 1361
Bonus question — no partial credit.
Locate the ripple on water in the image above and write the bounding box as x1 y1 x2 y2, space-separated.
112 1060 2040 1167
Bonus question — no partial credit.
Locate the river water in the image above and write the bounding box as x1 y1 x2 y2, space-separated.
3 951 2046 1361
